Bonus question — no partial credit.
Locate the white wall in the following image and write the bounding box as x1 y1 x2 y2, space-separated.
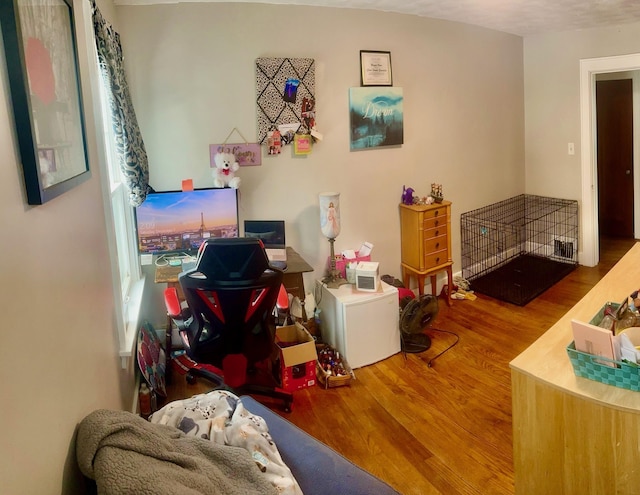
0 1 134 493
116 3 525 327
524 22 640 250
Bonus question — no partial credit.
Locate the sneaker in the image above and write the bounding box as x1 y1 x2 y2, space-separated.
453 288 477 301
454 275 470 291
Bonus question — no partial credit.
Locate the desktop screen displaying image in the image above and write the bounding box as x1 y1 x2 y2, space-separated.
134 188 239 256
244 220 286 249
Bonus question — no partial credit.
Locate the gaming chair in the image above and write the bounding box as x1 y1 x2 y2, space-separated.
164 237 293 411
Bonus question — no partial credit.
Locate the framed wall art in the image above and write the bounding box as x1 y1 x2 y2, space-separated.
360 50 392 86
349 86 404 150
0 0 90 205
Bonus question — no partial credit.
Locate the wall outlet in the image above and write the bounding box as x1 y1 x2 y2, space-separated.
568 142 575 155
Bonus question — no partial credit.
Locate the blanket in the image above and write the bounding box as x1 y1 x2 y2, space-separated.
76 408 277 495
150 390 303 495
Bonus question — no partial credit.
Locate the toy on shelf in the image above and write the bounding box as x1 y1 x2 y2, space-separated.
212 152 240 189
401 185 415 205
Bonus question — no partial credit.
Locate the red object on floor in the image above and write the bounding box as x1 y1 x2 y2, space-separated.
397 287 415 302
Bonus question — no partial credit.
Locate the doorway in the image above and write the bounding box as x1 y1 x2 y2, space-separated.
595 78 634 238
579 54 640 267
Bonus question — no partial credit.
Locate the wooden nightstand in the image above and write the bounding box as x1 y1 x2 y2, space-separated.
399 201 453 305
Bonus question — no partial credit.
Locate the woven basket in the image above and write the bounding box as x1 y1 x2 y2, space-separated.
566 341 640 391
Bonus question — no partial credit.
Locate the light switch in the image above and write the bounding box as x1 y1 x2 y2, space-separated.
568 142 575 155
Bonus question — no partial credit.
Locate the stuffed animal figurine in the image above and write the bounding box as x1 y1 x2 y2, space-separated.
402 185 415 205
212 152 240 189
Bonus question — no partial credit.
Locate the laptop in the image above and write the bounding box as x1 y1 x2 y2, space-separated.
244 220 287 263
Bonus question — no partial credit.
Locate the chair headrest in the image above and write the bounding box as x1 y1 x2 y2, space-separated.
194 237 270 282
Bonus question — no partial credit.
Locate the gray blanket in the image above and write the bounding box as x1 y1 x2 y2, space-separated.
76 409 277 495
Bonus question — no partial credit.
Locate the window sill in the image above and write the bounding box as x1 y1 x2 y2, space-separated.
119 274 146 369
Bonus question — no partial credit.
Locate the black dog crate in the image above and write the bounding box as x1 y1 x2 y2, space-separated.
461 194 578 306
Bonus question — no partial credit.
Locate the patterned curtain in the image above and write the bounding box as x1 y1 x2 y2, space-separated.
90 0 149 206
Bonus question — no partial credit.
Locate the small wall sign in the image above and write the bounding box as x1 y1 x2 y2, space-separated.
210 142 262 167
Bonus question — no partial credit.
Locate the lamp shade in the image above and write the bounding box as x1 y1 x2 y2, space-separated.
319 192 341 238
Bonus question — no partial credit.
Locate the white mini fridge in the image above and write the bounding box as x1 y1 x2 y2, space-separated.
317 280 400 369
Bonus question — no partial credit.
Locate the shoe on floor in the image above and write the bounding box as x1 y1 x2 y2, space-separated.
453 275 471 291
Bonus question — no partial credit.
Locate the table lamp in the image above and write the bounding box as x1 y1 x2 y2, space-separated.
319 192 348 288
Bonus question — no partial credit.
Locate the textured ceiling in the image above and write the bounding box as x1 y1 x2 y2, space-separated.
114 0 640 36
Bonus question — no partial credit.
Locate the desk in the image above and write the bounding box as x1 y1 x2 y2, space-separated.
510 242 640 494
155 247 314 365
155 246 313 304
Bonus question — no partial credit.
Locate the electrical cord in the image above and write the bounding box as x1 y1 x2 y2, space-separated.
154 255 169 267
154 252 196 267
425 327 460 367
401 326 460 367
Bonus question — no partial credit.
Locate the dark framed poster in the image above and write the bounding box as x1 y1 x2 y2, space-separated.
0 0 90 205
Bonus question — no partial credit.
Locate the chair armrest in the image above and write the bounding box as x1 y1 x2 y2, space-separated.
164 287 182 318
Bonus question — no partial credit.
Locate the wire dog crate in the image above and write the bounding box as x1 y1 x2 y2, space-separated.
461 194 578 306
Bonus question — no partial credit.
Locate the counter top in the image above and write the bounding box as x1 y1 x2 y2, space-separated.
509 242 640 413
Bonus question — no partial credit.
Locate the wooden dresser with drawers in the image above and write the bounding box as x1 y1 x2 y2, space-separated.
399 201 452 305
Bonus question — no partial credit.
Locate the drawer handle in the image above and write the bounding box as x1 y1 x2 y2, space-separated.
434 211 439 217
434 220 439 226
435 257 440 263
435 242 440 249
435 230 439 236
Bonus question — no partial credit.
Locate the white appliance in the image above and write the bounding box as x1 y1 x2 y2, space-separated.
355 261 379 292
317 280 400 369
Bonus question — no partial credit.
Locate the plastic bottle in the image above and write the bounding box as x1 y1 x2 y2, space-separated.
139 383 152 419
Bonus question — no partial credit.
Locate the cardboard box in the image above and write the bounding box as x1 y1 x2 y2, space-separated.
274 322 318 392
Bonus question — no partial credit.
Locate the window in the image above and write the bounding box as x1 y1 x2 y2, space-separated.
85 1 151 367
93 41 145 368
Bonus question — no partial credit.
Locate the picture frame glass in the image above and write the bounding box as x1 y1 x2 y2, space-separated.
360 50 392 86
1 0 90 204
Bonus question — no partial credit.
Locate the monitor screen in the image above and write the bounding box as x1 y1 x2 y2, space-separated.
134 188 239 256
244 220 286 249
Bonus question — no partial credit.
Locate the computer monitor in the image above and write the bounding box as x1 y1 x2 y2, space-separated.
134 187 239 257
243 220 286 249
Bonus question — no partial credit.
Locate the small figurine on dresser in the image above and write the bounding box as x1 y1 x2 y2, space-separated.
402 185 415 205
430 183 443 203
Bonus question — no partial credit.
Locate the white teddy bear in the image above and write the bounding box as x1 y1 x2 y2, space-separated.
212 152 240 189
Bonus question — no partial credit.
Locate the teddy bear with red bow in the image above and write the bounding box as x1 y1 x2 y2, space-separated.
212 152 240 189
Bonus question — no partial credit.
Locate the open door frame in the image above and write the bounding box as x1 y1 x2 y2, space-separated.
580 53 640 266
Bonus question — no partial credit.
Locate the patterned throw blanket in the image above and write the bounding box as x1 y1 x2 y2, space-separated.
150 391 303 495
76 407 278 495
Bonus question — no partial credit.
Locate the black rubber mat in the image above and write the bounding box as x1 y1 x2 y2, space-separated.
469 254 576 306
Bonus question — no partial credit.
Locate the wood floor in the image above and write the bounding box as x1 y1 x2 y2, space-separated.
165 237 637 495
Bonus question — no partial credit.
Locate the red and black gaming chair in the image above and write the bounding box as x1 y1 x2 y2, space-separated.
164 237 293 411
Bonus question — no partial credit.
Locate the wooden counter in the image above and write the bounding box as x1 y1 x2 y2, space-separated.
510 242 640 494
